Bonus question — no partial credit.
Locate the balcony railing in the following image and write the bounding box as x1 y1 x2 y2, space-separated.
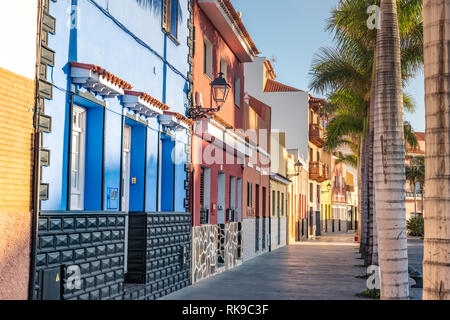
406 191 423 199
309 123 325 148
346 185 355 192
309 161 329 183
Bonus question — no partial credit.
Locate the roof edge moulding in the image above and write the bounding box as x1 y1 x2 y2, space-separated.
70 62 132 98
123 90 169 119
160 111 194 131
198 0 259 62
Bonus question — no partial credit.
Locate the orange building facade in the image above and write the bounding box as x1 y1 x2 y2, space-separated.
190 0 259 283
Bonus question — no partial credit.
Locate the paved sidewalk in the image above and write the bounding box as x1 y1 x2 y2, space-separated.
408 237 424 300
162 232 368 300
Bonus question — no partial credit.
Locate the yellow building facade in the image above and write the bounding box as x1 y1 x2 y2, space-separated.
0 0 38 299
0 67 35 299
320 152 333 234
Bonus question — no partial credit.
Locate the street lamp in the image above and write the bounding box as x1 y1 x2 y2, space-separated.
210 72 231 104
187 72 231 120
288 160 304 178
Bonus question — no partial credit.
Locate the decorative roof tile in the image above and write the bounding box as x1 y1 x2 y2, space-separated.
264 79 303 93
164 111 195 127
124 90 170 111
70 62 132 90
219 0 259 56
309 95 327 110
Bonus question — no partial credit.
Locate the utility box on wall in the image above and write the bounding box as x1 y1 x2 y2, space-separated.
41 268 62 300
107 188 119 210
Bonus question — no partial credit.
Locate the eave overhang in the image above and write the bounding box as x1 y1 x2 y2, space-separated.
270 173 291 186
198 0 257 62
194 118 252 158
70 62 132 98
160 111 194 131
123 90 168 119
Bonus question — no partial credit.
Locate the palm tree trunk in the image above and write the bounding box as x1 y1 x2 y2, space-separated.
374 0 409 299
360 132 369 256
366 105 374 266
421 190 424 216
357 144 363 241
413 181 417 215
423 0 450 300
370 66 379 266
365 45 379 266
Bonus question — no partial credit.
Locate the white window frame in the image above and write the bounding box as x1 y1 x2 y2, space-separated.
203 37 213 79
71 105 87 211
220 57 228 80
234 77 241 107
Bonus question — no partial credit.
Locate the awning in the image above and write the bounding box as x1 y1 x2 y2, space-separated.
346 172 355 192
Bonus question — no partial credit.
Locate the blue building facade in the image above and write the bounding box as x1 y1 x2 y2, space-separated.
33 0 194 300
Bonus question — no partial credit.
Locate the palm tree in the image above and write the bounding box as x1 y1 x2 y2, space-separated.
406 155 424 215
373 0 409 299
310 0 422 266
422 0 450 300
325 89 417 266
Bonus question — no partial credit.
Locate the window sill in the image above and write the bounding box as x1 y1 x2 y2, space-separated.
162 28 180 46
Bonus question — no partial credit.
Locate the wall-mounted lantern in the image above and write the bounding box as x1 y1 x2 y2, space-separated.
188 72 231 120
288 160 304 178
210 72 231 104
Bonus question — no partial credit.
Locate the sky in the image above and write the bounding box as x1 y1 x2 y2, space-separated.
230 0 425 132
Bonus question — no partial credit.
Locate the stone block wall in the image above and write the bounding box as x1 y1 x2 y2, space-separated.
191 224 218 283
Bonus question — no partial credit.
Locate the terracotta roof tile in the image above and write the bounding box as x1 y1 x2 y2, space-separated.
70 62 133 90
124 90 170 111
309 95 327 110
264 60 276 79
212 115 234 130
219 0 259 56
408 149 425 155
164 111 194 127
264 79 303 93
414 132 425 141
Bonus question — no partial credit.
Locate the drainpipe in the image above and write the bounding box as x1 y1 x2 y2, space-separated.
29 0 44 300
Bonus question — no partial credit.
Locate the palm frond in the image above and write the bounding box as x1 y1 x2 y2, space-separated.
404 121 419 150
403 92 416 113
309 46 370 95
325 114 364 151
335 154 358 167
